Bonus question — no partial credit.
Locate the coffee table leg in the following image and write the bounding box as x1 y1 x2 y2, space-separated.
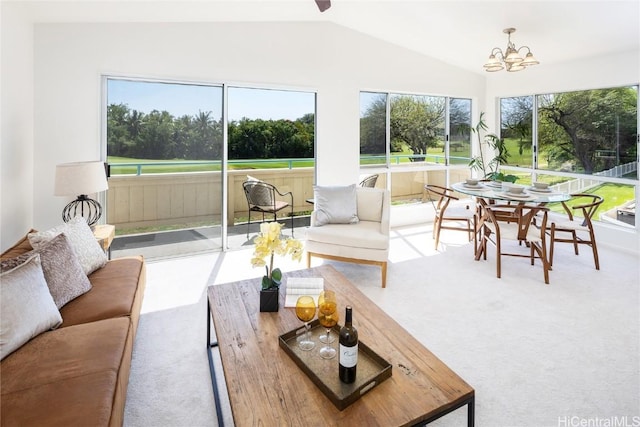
207 300 225 427
467 395 475 427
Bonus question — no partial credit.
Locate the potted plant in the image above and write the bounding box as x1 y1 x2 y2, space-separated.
468 112 518 183
251 221 303 312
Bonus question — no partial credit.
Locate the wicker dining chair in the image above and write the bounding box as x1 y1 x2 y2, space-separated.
424 184 477 251
242 180 294 238
479 203 551 284
547 193 603 270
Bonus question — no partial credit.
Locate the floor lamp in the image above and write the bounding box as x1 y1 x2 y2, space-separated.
54 161 109 227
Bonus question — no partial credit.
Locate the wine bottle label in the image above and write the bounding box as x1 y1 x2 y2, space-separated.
339 344 358 368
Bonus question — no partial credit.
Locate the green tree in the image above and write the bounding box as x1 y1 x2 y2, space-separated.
359 94 387 156
136 110 174 159
501 96 533 156
390 95 445 161
539 87 637 173
107 103 131 157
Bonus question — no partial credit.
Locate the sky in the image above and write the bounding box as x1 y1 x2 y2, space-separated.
107 79 315 122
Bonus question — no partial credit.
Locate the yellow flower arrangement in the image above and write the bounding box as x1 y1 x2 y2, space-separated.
251 221 303 290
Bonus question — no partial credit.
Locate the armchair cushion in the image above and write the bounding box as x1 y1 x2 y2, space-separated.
305 221 388 250
313 184 359 226
357 188 384 222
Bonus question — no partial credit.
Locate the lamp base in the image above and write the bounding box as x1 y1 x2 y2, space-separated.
62 195 102 226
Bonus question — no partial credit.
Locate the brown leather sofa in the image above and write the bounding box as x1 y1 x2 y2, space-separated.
0 233 146 427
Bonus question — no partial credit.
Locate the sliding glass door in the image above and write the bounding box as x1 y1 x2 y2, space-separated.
104 78 317 257
104 78 224 259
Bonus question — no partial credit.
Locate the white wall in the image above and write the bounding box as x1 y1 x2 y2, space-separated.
1 3 35 250
28 21 484 232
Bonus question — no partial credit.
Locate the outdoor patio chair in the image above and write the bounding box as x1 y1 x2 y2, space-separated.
479 203 551 284
424 184 477 251
243 180 294 238
547 193 603 270
359 174 378 188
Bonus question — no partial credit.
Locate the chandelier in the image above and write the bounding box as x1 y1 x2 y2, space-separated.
483 28 539 72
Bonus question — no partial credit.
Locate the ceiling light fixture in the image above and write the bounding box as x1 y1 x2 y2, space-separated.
483 28 539 72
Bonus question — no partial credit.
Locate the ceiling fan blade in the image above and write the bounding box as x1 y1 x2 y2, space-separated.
315 0 331 12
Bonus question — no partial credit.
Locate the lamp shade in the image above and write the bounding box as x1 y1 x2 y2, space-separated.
54 161 108 196
521 52 540 66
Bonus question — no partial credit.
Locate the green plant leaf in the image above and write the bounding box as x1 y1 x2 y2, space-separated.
261 276 274 290
271 268 282 286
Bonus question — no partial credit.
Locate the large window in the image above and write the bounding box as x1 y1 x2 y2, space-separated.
227 87 315 166
105 78 316 257
499 85 638 228
538 87 637 175
359 92 472 203
106 78 224 258
500 96 533 169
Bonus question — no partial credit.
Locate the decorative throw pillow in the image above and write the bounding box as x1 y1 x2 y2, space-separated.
1 233 92 309
313 184 359 227
28 216 107 275
0 254 62 361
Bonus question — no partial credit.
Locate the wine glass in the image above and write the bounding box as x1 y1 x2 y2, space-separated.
295 295 316 351
317 290 338 359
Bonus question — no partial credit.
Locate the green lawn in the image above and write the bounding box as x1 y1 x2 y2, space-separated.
108 156 314 174
546 182 634 217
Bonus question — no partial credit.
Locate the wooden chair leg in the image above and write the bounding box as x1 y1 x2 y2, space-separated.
549 225 556 267
590 230 600 270
534 243 550 284
495 239 501 279
571 230 579 255
381 262 387 288
306 252 312 268
433 218 442 250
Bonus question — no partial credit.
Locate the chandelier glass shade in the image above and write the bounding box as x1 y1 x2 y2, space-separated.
483 28 539 72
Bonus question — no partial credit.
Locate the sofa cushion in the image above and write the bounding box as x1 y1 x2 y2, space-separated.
313 184 359 226
59 256 145 328
0 254 62 361
29 216 107 275
305 221 388 250
357 188 384 222
0 229 36 260
1 233 92 309
0 317 130 426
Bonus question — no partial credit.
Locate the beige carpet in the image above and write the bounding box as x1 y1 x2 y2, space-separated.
123 224 640 427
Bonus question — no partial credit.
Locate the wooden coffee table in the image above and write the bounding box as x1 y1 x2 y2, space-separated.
207 265 474 426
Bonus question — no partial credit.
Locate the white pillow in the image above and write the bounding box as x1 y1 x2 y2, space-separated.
28 216 107 275
0 254 62 361
313 184 359 227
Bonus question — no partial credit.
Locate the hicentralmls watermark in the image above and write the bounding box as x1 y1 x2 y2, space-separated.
558 416 640 427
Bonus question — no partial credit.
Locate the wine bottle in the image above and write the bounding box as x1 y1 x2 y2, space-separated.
339 306 358 384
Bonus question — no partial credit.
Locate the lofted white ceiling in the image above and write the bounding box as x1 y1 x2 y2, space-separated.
14 0 640 75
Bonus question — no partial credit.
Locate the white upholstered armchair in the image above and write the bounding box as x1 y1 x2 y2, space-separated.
305 187 390 288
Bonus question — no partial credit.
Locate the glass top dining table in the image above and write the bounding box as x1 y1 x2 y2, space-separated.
451 181 571 204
